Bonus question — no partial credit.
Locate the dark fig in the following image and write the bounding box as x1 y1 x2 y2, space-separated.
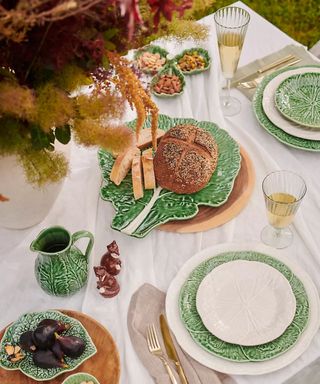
19 331 37 352
55 334 85 358
51 341 65 362
37 319 70 333
33 325 57 349
33 350 68 369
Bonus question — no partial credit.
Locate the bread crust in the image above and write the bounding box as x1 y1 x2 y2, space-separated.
153 124 218 194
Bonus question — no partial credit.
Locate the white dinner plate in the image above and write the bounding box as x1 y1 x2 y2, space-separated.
166 243 320 375
196 260 296 346
262 67 320 140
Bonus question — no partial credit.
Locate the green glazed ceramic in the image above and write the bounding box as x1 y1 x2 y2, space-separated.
30 226 94 296
174 47 211 75
134 45 168 75
62 372 100 384
252 65 320 151
98 114 241 238
179 250 309 362
150 64 186 97
274 72 320 128
0 310 97 381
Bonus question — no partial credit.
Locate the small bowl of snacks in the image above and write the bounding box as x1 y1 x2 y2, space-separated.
151 65 185 97
0 310 97 381
62 372 100 384
174 48 211 75
134 45 168 75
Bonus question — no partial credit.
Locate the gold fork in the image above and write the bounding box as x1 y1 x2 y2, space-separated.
146 324 178 384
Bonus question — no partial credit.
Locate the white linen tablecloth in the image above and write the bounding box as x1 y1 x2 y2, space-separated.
1 2 320 383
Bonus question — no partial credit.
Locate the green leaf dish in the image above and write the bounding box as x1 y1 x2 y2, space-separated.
134 45 168 75
98 114 241 238
62 372 100 384
174 47 211 75
179 250 309 362
274 72 320 129
252 65 320 151
150 64 186 97
0 310 97 381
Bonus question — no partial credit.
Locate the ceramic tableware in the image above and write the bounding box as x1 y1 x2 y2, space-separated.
252 65 320 151
98 114 241 238
196 260 296 346
30 226 94 296
275 72 320 128
0 310 96 381
262 67 320 140
165 243 320 375
62 372 100 384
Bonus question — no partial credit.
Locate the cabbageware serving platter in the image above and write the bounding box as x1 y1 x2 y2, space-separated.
166 243 320 375
0 310 97 381
274 72 320 128
180 251 308 362
253 65 320 151
98 114 241 238
196 260 296 346
262 67 320 140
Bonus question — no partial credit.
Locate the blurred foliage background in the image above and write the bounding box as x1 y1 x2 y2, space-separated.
197 0 320 48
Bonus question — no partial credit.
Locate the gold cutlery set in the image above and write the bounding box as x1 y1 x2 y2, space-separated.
235 54 302 89
147 315 188 384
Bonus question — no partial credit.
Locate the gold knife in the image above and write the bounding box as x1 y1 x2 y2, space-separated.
160 314 188 384
230 54 297 87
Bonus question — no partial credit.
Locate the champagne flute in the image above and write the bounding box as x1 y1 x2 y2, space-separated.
261 170 307 249
214 7 250 116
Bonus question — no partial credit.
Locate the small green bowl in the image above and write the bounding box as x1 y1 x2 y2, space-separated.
150 64 185 98
174 47 211 75
61 372 100 384
134 45 168 75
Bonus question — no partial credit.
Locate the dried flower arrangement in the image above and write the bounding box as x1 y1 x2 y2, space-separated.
0 0 211 195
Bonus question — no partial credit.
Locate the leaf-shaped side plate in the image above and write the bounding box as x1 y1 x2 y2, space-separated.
174 47 211 75
98 114 241 238
0 310 97 381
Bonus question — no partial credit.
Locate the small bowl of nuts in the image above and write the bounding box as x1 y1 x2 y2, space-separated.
151 65 185 98
61 372 100 384
134 45 168 75
174 48 211 75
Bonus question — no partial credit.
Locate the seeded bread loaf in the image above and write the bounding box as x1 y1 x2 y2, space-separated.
153 124 218 194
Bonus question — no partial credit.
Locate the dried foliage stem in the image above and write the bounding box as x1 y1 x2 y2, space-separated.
108 52 159 150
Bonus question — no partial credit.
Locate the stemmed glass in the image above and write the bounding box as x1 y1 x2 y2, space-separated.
214 7 250 116
261 170 307 249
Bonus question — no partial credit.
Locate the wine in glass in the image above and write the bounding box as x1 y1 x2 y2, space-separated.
214 7 250 116
261 170 307 249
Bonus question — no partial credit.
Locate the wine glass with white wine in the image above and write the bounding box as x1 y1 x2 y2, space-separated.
261 170 307 249
214 7 250 116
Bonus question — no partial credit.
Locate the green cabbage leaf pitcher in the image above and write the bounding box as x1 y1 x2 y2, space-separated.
30 226 94 296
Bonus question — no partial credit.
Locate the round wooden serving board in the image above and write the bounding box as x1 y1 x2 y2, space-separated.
159 147 255 233
0 310 120 384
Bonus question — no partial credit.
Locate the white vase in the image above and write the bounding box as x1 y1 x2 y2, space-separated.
0 143 70 229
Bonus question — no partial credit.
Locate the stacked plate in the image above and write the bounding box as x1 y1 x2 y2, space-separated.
253 65 320 151
165 243 320 375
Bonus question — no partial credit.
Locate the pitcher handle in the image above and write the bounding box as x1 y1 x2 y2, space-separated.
71 231 94 259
